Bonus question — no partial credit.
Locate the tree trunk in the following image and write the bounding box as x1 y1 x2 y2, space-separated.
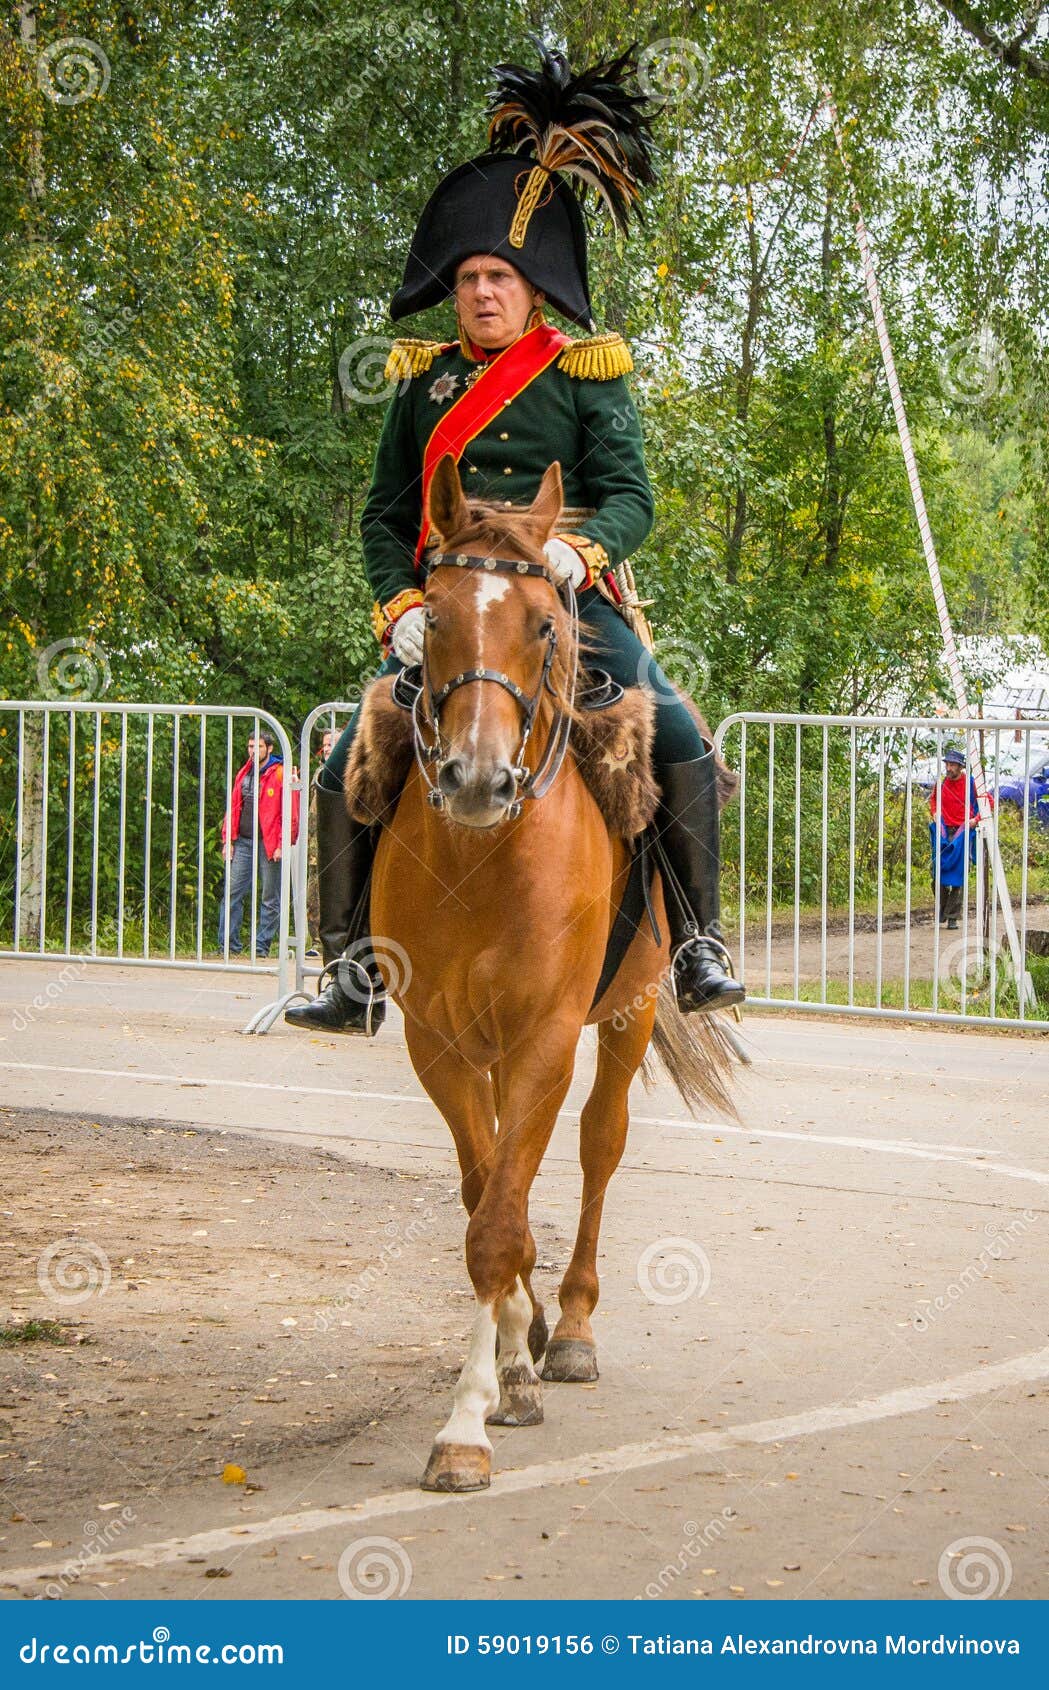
819 188 846 581
330 354 351 547
16 8 47 944
17 4 45 217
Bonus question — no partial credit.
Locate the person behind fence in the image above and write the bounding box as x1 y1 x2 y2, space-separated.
285 41 745 1037
928 744 989 931
218 729 299 958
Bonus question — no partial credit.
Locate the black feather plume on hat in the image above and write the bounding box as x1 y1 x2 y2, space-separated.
486 37 658 232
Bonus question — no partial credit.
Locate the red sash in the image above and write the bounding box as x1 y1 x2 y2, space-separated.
415 323 570 565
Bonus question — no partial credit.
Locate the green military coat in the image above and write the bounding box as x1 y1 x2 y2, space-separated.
359 332 654 638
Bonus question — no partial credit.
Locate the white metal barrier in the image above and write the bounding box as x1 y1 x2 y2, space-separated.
0 702 298 1003
713 713 1049 1029
5 700 1047 1035
242 700 360 1034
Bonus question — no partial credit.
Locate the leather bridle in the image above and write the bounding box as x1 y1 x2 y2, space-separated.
405 549 579 820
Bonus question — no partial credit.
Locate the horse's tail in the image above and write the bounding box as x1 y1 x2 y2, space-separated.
642 977 741 1120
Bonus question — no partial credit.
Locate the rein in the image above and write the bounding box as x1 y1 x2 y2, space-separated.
407 549 579 820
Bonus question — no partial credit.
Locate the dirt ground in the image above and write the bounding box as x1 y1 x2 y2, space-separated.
1 963 1048 1602
0 1108 501 1533
740 901 1049 995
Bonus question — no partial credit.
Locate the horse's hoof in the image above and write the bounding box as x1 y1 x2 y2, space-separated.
487 1365 543 1427
420 1442 491 1492
541 1338 599 1383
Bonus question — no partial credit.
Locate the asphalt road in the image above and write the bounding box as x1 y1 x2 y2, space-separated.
1 960 1047 1602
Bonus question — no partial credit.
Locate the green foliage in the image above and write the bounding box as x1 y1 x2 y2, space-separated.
0 1319 72 1346
0 0 1045 731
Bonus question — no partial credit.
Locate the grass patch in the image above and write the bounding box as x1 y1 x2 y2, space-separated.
755 952 1049 1020
0 1318 77 1347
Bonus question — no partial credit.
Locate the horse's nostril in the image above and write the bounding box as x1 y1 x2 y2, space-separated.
489 764 518 807
438 757 467 796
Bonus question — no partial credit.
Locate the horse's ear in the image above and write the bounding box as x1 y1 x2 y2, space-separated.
529 461 563 539
428 453 468 540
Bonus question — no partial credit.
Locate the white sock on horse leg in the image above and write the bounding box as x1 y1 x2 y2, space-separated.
434 1299 499 1452
496 1279 539 1380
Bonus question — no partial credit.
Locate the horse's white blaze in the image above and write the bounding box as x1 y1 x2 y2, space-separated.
434 1299 499 1451
462 575 510 760
496 1278 538 1380
473 574 511 615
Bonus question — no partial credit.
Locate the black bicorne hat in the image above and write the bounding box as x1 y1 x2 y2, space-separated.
389 40 657 330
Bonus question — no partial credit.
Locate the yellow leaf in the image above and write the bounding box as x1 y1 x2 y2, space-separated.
222 1463 247 1485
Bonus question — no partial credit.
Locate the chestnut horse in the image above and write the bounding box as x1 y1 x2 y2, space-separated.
368 455 734 1492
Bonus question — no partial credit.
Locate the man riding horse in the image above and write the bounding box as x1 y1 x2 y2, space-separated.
286 41 745 1038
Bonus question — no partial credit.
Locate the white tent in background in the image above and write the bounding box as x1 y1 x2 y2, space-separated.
954 635 1049 723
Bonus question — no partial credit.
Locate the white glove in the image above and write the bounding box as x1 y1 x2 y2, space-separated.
543 536 587 589
390 605 426 665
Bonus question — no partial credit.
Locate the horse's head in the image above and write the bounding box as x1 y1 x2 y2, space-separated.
422 453 572 829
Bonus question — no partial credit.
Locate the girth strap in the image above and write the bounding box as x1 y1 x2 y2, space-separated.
588 833 662 1013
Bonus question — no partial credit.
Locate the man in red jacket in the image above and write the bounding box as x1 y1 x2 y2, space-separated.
219 730 299 958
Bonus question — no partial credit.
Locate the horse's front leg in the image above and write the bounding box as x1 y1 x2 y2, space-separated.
422 1025 579 1492
544 1000 657 1383
488 1276 544 1426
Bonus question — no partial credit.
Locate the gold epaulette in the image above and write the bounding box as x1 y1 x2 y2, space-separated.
556 332 633 381
383 339 455 383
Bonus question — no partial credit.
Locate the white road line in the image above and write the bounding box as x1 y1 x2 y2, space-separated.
746 1053 1032 1086
0 1060 995 1164
3 1344 1047 1590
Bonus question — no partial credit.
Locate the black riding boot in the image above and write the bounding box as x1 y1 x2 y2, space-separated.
283 783 386 1037
654 751 746 1015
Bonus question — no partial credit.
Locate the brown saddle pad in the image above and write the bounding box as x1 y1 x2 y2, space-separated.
344 672 661 838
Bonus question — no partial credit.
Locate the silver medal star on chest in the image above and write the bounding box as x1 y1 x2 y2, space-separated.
428 372 460 404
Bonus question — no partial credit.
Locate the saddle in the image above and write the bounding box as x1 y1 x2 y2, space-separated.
344 667 660 839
